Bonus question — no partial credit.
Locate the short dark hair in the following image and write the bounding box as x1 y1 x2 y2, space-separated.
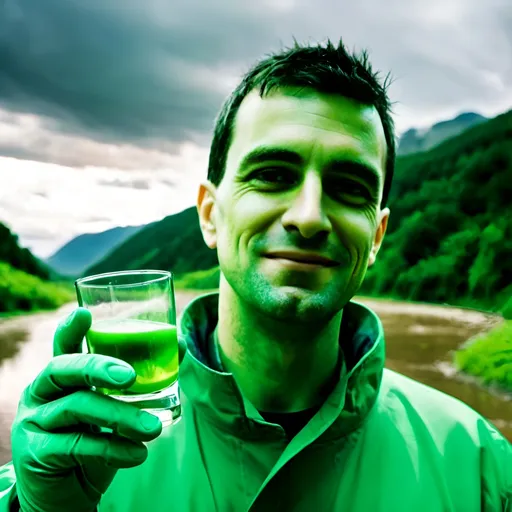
207 38 396 208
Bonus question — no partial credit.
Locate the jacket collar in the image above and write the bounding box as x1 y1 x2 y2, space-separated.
178 292 385 441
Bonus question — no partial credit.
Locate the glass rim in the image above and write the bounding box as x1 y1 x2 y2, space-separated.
75 269 173 289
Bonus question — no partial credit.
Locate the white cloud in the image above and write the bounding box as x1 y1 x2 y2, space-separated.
0 146 208 257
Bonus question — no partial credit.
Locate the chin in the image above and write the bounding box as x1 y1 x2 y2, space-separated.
228 270 345 322
255 285 342 323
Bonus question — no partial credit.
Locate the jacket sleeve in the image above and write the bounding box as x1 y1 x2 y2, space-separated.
498 433 511 511
501 439 512 512
481 421 512 512
0 462 18 512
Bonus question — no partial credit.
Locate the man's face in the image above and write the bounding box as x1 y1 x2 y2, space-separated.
198 88 390 322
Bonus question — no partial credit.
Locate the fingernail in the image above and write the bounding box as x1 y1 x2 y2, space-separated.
107 365 134 383
139 411 161 431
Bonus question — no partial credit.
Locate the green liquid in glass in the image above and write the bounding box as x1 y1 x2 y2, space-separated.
87 319 179 395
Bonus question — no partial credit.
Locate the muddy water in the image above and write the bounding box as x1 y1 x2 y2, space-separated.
0 292 510 465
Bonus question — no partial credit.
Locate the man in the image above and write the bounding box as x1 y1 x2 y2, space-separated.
0 39 510 512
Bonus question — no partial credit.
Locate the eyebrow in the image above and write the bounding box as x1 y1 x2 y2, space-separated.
328 160 381 192
238 147 304 169
238 145 382 191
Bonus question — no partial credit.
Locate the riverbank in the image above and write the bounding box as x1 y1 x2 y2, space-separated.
454 320 512 393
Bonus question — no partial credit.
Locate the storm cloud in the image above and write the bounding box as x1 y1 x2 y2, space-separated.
0 0 285 147
0 0 510 169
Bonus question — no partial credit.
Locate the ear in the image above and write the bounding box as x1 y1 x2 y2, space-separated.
197 181 218 249
368 207 390 267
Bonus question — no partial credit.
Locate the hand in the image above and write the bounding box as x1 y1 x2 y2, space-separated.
10 308 187 512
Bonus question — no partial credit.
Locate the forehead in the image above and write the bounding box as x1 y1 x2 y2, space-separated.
226 88 387 175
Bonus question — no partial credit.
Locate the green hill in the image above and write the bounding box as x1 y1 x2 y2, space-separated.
0 222 50 279
84 207 218 277
360 109 512 314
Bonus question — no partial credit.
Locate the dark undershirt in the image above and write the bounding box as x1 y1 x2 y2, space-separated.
260 407 320 439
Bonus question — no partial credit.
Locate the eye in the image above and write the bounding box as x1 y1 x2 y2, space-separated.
329 178 371 202
251 168 296 186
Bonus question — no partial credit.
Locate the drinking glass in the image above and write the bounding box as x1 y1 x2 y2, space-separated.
75 270 181 426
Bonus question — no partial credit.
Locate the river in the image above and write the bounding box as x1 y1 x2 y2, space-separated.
0 291 510 465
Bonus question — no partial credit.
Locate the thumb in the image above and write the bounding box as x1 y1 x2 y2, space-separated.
54 308 92 357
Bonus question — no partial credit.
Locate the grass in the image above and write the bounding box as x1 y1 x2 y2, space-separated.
0 263 74 314
454 320 512 392
174 266 220 290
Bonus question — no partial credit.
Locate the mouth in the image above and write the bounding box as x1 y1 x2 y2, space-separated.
264 251 339 268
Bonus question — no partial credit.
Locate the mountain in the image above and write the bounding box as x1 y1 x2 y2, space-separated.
398 112 487 155
361 108 512 314
84 207 218 277
0 221 50 280
47 224 145 278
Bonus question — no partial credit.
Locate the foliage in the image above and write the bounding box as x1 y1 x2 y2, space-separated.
174 266 221 290
501 295 512 321
0 222 50 279
0 263 74 313
454 321 512 392
360 109 512 315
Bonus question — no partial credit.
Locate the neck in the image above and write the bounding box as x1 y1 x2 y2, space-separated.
216 281 343 413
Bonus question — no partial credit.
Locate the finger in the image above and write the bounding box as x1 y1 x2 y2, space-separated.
38 430 149 470
28 354 135 403
54 308 92 357
32 390 162 442
178 335 187 363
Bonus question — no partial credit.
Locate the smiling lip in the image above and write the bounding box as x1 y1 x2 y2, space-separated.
264 251 339 267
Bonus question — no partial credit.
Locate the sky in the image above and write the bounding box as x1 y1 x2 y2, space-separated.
0 0 511 258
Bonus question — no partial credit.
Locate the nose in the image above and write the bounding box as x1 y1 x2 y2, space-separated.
281 172 332 239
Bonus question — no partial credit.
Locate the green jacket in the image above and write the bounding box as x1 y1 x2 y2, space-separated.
1 292 511 511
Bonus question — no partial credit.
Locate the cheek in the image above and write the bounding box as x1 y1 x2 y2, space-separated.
227 193 279 238
234 191 277 219
335 210 376 257
215 194 269 262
